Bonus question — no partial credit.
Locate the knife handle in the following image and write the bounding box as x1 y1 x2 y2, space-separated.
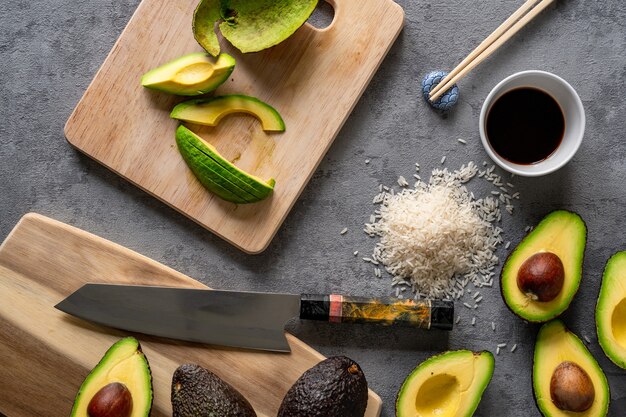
299 294 454 330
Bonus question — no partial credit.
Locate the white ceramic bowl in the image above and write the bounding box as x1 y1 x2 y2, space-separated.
479 70 585 177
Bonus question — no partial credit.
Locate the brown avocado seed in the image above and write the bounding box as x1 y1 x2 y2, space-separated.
517 252 564 302
87 382 133 417
550 361 595 412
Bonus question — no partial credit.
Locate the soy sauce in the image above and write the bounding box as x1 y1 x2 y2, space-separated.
486 87 564 165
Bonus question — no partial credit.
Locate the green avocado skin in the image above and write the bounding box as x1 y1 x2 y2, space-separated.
172 363 257 417
176 130 254 204
277 356 368 417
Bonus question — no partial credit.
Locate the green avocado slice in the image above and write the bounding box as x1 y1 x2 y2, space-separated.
141 53 235 96
396 350 494 417
596 251 626 369
176 130 260 204
70 337 153 417
193 0 318 55
500 210 587 322
533 320 610 417
171 95 285 132
176 125 275 201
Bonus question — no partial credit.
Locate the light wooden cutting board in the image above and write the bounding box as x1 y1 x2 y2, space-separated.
0 213 382 416
64 0 404 253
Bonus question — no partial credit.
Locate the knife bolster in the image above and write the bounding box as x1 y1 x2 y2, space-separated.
299 294 330 321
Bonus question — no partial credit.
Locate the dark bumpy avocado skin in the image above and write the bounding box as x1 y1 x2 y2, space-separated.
171 363 256 417
277 356 368 417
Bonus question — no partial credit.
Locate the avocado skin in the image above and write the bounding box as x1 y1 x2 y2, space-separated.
171 363 256 417
277 356 368 417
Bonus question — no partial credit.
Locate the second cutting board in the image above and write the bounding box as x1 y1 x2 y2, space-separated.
64 0 405 253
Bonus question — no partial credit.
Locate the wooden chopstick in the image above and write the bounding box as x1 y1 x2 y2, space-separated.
429 0 555 102
429 0 540 98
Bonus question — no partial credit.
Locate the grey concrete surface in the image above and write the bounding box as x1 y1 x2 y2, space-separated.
1 0 625 415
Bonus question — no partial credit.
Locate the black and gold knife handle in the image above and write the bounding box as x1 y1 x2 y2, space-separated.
299 294 454 330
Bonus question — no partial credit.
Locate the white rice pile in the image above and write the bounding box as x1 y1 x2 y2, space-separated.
364 162 505 299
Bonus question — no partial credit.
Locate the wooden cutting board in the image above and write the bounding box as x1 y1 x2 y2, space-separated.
0 213 382 416
64 0 404 254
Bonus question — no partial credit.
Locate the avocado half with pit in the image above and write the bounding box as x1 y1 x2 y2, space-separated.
141 53 235 96
71 337 152 417
596 251 626 369
533 320 609 417
176 125 275 204
500 210 586 322
193 0 319 56
171 95 285 132
396 350 494 417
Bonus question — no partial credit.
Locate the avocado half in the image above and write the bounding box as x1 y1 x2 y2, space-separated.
141 53 235 96
396 350 494 417
171 95 285 132
71 337 153 417
277 356 368 417
500 210 587 322
533 320 609 417
193 0 319 55
596 251 626 369
175 125 275 204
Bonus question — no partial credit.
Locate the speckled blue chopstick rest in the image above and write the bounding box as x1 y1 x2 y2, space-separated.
422 70 459 112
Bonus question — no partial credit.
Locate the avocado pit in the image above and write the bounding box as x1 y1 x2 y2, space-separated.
517 252 564 302
549 361 595 412
87 382 133 417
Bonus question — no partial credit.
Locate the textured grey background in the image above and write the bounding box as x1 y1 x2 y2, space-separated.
1 0 625 416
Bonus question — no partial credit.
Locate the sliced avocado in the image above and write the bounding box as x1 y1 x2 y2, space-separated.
71 337 152 417
141 53 235 96
176 125 275 201
193 0 318 55
533 320 610 417
176 128 258 204
278 356 368 417
171 95 285 132
596 251 626 369
500 210 587 322
172 363 256 417
396 350 494 417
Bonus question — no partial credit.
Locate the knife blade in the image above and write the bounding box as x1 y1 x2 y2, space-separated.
55 284 454 352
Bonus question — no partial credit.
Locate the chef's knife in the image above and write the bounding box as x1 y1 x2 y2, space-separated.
55 284 454 352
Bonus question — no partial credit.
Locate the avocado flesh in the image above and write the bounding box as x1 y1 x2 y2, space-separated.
396 350 494 417
533 320 609 417
141 53 235 96
277 356 368 417
596 251 626 369
176 125 274 201
71 337 152 417
193 0 318 55
172 363 256 417
171 95 285 132
500 210 587 322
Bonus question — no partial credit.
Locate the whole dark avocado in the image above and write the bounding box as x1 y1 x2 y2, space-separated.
171 363 256 417
277 356 368 417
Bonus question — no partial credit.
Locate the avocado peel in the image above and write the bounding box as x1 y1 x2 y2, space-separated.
596 251 626 369
395 350 494 417
500 210 587 322
70 337 153 417
193 0 319 55
533 320 609 417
